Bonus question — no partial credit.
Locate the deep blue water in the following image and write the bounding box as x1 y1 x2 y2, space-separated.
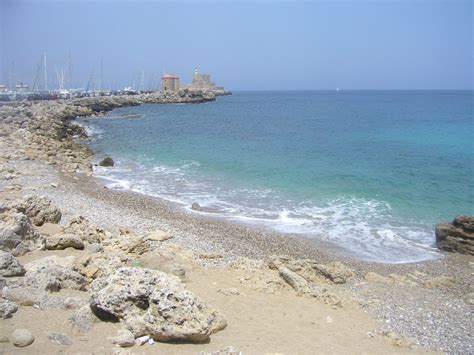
79 91 474 263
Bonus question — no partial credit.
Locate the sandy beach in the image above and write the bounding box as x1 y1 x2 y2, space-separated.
0 96 472 354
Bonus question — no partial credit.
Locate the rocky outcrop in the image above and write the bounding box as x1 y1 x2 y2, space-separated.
23 196 62 226
0 250 26 277
436 215 474 255
73 252 129 281
0 211 41 256
89 267 226 342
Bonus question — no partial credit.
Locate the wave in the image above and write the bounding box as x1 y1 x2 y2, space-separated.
92 158 440 263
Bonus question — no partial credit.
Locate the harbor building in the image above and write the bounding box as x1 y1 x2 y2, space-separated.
180 68 226 95
161 73 179 92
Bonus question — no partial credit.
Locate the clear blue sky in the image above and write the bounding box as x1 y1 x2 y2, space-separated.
1 0 472 90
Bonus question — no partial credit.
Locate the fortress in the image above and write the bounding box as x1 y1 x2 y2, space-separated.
161 68 229 95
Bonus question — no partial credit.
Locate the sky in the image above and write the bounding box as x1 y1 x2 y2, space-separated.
0 0 472 90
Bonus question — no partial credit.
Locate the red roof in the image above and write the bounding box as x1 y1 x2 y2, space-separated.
162 73 178 79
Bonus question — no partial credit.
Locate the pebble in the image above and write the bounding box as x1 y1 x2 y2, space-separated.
11 329 34 347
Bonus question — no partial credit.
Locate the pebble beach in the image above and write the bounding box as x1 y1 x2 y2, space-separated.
0 94 472 354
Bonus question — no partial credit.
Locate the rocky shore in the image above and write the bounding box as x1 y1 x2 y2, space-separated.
0 94 473 354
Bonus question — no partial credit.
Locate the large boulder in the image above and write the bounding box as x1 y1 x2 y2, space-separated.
436 215 474 255
0 211 41 256
23 196 62 226
89 267 226 342
0 250 26 277
73 252 129 281
98 156 114 167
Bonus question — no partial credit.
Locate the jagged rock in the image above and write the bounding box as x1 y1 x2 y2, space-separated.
311 262 354 284
0 250 26 276
99 156 114 167
73 252 129 281
46 233 84 250
146 230 173 242
436 215 474 255
48 332 73 346
109 329 135 347
63 216 107 244
24 196 62 226
0 211 40 256
11 329 34 347
102 231 150 256
90 267 226 342
0 298 18 318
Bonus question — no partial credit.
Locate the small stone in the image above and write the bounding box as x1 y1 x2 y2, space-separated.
217 288 240 296
11 329 34 347
110 329 135 348
48 332 73 346
326 316 334 323
135 335 150 346
146 230 173 242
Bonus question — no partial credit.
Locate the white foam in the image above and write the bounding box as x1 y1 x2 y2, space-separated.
92 157 440 263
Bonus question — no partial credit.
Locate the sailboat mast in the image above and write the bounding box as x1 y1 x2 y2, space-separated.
43 52 48 91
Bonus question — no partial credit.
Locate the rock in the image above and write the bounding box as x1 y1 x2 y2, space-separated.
135 335 150 346
22 255 86 291
0 298 18 318
48 332 73 346
278 266 311 295
73 252 129 281
268 256 353 284
191 202 202 211
64 216 107 244
109 329 135 347
422 276 455 288
0 250 26 276
24 196 62 226
0 211 40 256
311 262 354 284
102 232 150 256
11 329 34 347
146 230 173 242
90 267 226 342
137 250 187 280
69 305 98 335
435 215 474 255
217 288 240 296
46 233 85 250
99 156 114 167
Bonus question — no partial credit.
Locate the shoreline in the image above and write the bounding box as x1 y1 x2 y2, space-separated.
0 95 473 353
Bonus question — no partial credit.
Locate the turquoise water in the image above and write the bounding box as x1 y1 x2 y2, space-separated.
80 91 474 263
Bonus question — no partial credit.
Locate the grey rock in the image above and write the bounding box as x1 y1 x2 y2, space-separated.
0 250 26 276
0 298 18 318
90 267 226 342
69 305 98 335
48 332 73 346
436 215 474 255
24 196 62 226
11 329 34 347
46 233 84 250
110 329 135 347
0 211 40 256
99 156 114 167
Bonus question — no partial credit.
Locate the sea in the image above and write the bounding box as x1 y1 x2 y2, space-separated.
78 91 474 263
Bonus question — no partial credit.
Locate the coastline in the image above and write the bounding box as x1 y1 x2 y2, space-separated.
0 95 472 353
